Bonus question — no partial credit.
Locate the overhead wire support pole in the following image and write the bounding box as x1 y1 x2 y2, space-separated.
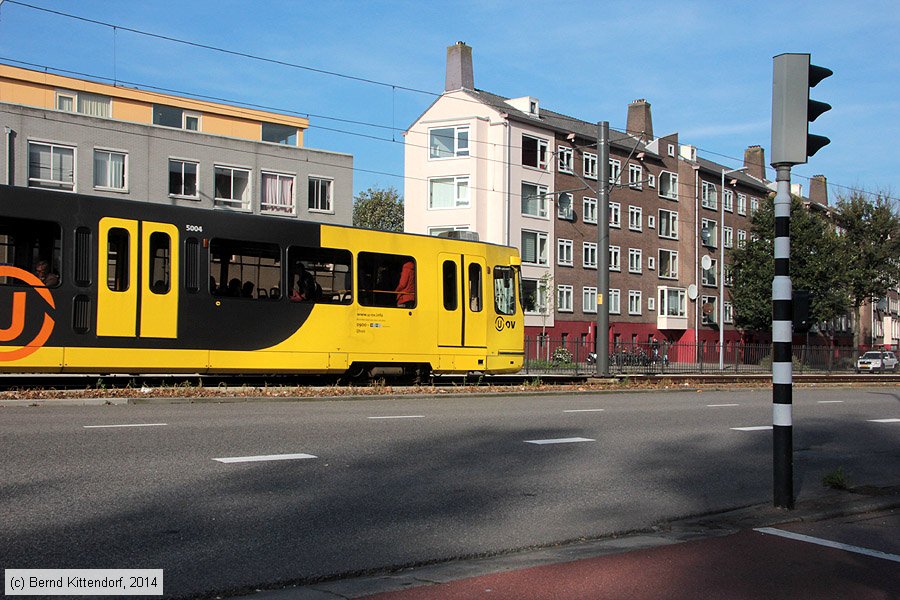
596 121 610 377
772 163 794 509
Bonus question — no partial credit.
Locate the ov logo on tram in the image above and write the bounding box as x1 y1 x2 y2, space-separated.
0 266 56 361
495 317 516 332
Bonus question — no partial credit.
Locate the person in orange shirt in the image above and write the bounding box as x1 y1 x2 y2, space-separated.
395 260 416 308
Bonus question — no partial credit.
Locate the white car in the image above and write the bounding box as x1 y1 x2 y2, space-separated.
855 351 899 373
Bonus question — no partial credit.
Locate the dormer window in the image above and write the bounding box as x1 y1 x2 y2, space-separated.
153 104 200 131
56 90 110 118
530 100 538 114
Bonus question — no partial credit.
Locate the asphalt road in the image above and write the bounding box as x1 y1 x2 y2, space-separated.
1 387 897 599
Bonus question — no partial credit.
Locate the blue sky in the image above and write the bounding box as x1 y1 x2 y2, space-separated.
0 0 896 204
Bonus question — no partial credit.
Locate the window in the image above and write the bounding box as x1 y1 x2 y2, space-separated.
210 239 281 300
658 171 678 200
185 237 200 293
701 218 718 248
493 266 517 316
429 225 470 237
308 177 333 212
702 258 718 287
557 285 573 312
750 197 760 215
648 174 656 188
668 144 676 157
106 228 130 292
583 242 597 269
148 232 171 294
583 152 597 179
522 278 548 315
658 249 678 279
723 189 734 212
0 217 62 287
430 126 469 158
628 206 642 231
28 142 75 191
522 135 548 170
153 105 199 131
701 181 717 210
214 166 251 210
262 122 298 145
724 301 734 324
608 202 621 228
521 182 548 217
558 146 573 173
168 159 198 198
583 287 598 314
648 296 656 311
558 239 573 266
609 159 621 185
628 164 643 189
628 248 642 273
57 91 110 118
469 263 483 312
429 176 470 209
723 226 734 248
737 229 747 248
287 246 353 304
737 193 747 215
261 172 295 214
724 264 734 287
93 149 127 191
442 261 457 311
583 197 597 224
521 230 548 265
702 295 718 325
609 245 621 271
557 192 574 220
608 288 620 314
358 252 415 308
659 287 686 317
658 209 678 239
628 290 642 315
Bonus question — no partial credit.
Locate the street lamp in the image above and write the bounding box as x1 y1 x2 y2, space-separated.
720 167 747 370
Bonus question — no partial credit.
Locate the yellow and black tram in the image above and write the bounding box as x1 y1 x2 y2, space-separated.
0 185 524 376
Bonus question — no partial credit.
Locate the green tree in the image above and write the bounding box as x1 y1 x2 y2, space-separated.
729 195 849 338
352 187 404 232
832 191 900 348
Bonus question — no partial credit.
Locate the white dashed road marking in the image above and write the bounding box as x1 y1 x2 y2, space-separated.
368 415 425 420
213 453 317 464
525 437 595 445
868 418 900 423
563 409 605 413
83 423 168 429
731 426 773 431
707 404 740 407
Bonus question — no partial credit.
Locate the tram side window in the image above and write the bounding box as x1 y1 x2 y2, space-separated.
287 246 352 304
149 232 170 294
493 266 517 316
209 238 280 299
107 228 129 291
442 260 457 311
358 252 416 309
184 238 200 293
0 217 62 287
468 263 483 312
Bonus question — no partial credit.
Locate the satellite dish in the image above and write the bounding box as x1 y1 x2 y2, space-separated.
701 255 712 270
687 284 698 300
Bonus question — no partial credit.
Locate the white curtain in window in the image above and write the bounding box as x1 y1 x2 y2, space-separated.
429 179 454 209
78 93 110 118
109 153 125 188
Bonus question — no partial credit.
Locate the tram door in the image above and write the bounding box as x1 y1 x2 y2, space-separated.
437 254 487 348
96 218 179 338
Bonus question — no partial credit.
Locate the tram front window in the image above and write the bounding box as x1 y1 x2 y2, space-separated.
493 266 516 316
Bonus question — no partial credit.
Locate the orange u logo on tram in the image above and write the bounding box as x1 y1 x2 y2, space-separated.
0 266 56 361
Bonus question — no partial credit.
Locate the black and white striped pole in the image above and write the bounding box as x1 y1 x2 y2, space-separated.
770 53 832 509
771 164 794 509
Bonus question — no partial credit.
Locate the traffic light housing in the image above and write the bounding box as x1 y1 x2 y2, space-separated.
771 53 832 165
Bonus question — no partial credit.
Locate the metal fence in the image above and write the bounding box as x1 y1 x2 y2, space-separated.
522 337 862 376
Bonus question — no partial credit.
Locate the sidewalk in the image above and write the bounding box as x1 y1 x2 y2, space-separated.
238 485 900 600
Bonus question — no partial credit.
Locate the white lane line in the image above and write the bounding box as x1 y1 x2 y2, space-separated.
868 418 900 423
525 437 595 445
708 404 740 407
731 426 773 431
563 409 605 413
755 527 900 563
83 423 168 429
367 415 425 420
817 400 844 404
213 453 317 464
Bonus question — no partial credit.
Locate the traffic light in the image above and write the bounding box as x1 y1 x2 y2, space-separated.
771 53 832 165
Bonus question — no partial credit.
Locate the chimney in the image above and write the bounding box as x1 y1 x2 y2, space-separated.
445 42 474 92
743 145 766 181
626 99 653 140
808 174 828 206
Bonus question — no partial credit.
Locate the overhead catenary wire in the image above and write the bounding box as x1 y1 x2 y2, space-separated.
0 1 893 204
